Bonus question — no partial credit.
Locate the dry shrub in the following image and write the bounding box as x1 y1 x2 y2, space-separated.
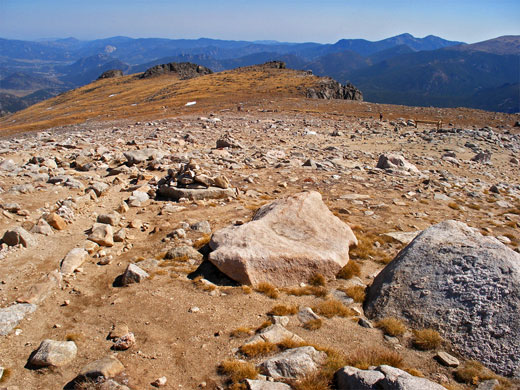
303 318 323 331
309 273 326 287
239 341 277 357
342 285 366 303
312 299 354 318
268 304 298 316
255 282 279 299
291 373 331 390
278 338 310 350
467 203 481 210
320 348 349 378
65 333 85 342
284 286 327 297
230 326 254 338
218 359 259 382
192 276 217 292
194 234 211 249
448 202 460 210
454 360 510 388
376 317 406 337
337 261 361 280
412 328 443 350
405 368 424 377
256 320 273 332
346 347 404 370
241 285 252 294
0 368 11 384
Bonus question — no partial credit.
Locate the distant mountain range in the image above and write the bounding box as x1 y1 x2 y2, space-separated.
0 33 518 115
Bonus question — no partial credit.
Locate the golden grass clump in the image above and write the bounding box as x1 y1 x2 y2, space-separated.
65 333 85 342
467 203 481 210
0 367 11 384
376 317 406 337
337 261 361 280
230 326 254 338
454 360 510 388
312 299 354 318
255 282 279 299
193 234 211 249
349 230 400 265
268 304 298 316
346 347 404 370
404 368 424 377
192 276 217 291
342 285 366 303
284 285 328 297
291 373 331 390
303 318 323 331
412 328 443 350
277 338 310 350
256 320 273 332
308 273 326 287
218 359 259 383
448 202 461 210
241 285 252 294
239 341 278 357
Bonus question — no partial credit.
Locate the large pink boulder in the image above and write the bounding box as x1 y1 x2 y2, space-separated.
208 191 357 286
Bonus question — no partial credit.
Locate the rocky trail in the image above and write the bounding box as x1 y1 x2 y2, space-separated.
0 106 519 389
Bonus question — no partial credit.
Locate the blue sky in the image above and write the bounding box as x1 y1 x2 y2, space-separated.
1 0 519 43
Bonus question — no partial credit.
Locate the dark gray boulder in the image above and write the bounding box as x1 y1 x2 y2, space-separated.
364 220 520 377
140 62 212 79
97 69 124 80
306 78 363 101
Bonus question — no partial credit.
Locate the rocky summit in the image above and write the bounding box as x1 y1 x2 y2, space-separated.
0 63 519 390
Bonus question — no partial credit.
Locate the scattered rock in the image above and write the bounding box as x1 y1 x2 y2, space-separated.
45 213 67 230
29 339 77 367
121 263 149 285
297 307 320 324
112 332 135 350
258 346 327 379
365 220 520 377
245 379 292 390
151 376 168 387
0 303 37 336
245 324 304 346
88 223 114 247
165 245 203 261
376 153 420 174
1 227 36 248
208 191 358 286
79 355 125 379
60 248 89 274
336 365 447 390
435 351 459 368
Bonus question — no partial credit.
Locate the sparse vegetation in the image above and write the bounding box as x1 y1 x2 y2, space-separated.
241 285 252 294
193 234 211 249
255 282 279 299
303 318 323 330
412 328 443 350
312 299 354 318
0 368 11 384
65 333 85 342
308 273 326 286
239 341 278 357
448 202 461 210
405 368 424 377
341 285 366 303
337 260 361 280
346 347 404 370
349 229 398 264
376 317 406 337
454 360 511 388
268 304 298 316
218 359 259 383
230 326 254 338
284 285 328 297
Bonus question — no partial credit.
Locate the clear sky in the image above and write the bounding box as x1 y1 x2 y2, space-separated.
1 0 519 44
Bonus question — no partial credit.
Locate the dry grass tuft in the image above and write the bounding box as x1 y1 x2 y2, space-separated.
230 326 254 338
241 285 252 294
255 282 279 299
218 359 259 383
376 317 406 337
256 320 273 332
405 368 424 377
0 368 11 384
284 286 328 298
454 360 510 388
337 261 361 280
277 338 310 350
448 202 461 210
239 341 278 357
342 285 366 303
467 203 481 210
303 318 323 331
268 304 298 316
346 347 404 370
193 234 211 249
412 328 443 350
65 333 85 342
291 373 331 390
308 273 326 287
312 299 354 318
192 276 217 292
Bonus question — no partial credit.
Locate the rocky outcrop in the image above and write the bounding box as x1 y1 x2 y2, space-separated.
364 220 520 378
258 346 327 379
306 78 363 101
335 365 447 390
208 191 358 286
140 62 213 79
97 69 124 80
